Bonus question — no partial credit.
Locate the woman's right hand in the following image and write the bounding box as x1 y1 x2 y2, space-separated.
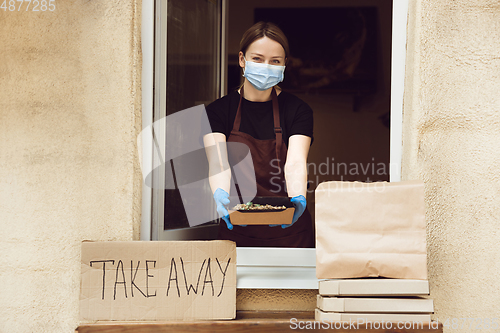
214 188 233 230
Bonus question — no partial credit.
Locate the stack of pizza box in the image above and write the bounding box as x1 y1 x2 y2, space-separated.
315 279 434 323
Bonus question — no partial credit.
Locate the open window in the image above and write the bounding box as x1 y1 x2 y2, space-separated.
141 0 408 288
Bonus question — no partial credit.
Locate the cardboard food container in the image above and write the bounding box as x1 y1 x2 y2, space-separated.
227 196 295 225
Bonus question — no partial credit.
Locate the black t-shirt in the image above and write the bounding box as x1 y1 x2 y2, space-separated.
205 90 314 148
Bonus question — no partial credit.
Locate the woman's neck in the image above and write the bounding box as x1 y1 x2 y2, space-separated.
241 80 272 102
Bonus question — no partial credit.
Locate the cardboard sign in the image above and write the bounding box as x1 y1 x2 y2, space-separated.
80 240 236 321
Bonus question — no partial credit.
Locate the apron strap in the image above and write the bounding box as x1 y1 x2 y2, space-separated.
234 86 283 169
233 87 244 132
271 87 283 172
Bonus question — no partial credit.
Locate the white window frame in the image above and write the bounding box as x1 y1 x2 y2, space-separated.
140 0 408 289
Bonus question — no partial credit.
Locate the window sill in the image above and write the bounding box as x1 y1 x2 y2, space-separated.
236 247 318 289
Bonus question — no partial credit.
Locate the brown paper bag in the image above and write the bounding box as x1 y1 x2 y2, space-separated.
315 180 427 280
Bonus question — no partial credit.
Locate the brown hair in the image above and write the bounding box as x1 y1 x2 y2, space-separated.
239 21 290 59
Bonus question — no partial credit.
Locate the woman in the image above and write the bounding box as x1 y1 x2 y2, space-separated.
203 22 314 248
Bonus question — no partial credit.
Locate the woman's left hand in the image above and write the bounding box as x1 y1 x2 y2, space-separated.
270 195 306 229
287 195 307 228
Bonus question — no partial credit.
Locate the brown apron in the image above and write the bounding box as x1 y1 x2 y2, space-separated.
218 87 314 248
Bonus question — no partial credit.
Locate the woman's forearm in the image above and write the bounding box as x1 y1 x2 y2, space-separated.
284 135 311 198
284 161 308 198
208 167 231 195
204 133 232 194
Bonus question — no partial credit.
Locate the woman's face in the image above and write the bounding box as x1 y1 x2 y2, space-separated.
239 36 286 69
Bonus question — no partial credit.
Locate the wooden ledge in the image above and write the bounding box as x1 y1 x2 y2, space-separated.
76 311 443 333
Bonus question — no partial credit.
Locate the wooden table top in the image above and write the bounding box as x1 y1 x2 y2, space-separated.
76 311 443 333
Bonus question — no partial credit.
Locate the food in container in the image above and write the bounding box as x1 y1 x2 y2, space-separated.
227 196 295 225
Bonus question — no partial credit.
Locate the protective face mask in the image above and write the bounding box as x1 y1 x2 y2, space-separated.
242 56 286 91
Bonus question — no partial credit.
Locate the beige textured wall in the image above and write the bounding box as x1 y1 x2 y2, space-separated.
237 289 317 312
403 0 500 330
0 1 142 332
2 0 499 330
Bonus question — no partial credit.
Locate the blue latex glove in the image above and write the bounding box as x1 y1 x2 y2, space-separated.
271 195 307 229
214 188 232 230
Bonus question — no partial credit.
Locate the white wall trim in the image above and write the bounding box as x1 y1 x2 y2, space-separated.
140 0 154 241
390 0 409 182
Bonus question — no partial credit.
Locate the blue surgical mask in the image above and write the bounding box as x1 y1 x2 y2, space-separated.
242 56 285 91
